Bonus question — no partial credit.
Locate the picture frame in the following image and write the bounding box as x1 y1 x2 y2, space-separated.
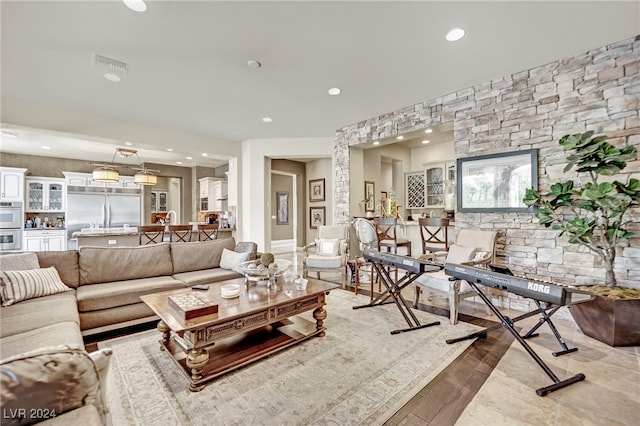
380 191 388 201
276 192 289 225
456 149 538 213
309 206 326 229
364 181 375 212
309 178 325 202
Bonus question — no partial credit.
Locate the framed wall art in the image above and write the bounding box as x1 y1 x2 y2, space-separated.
276 191 289 225
309 178 325 202
309 206 326 229
364 181 375 212
456 149 538 212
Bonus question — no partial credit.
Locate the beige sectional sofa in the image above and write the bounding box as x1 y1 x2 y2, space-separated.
0 238 256 425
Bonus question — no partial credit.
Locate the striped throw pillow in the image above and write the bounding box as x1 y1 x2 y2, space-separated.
0 267 70 306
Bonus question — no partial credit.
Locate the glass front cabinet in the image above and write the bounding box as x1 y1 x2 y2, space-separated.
405 162 455 210
26 178 65 212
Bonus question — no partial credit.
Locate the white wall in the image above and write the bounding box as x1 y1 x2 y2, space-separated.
240 137 334 252
410 142 454 170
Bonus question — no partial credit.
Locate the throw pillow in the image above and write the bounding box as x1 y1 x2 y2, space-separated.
0 267 70 306
316 238 340 256
445 245 476 265
220 248 251 270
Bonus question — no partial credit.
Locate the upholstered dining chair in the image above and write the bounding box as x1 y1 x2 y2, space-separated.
139 225 165 245
198 223 219 241
418 217 450 264
168 225 192 242
413 229 497 324
303 225 349 286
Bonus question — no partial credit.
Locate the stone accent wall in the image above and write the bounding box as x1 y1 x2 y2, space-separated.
335 36 640 311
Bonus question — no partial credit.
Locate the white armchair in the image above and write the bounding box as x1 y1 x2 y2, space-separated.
413 229 498 324
303 225 349 286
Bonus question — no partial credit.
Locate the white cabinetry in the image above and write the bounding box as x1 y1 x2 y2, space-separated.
150 190 168 212
0 167 27 202
23 229 66 252
406 162 455 210
26 178 65 212
199 178 227 211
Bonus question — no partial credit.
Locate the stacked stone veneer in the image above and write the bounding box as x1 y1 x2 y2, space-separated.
335 36 639 313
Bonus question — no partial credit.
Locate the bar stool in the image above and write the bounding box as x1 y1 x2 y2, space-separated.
168 225 192 242
418 217 450 263
198 223 219 241
139 225 165 245
374 217 411 255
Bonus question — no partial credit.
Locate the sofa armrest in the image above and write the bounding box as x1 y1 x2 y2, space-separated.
1 346 112 426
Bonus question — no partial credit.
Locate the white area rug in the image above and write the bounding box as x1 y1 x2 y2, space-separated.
101 289 481 425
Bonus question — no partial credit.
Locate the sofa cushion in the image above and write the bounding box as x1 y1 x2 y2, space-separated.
170 238 235 274
79 243 173 285
0 322 84 360
0 252 39 271
79 303 158 332
220 248 251 270
173 268 242 286
76 276 185 312
0 267 71 306
36 250 80 288
0 291 79 339
0 346 110 426
235 241 258 260
315 238 340 256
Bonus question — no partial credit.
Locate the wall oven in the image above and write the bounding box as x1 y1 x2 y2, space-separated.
0 201 23 251
0 201 23 229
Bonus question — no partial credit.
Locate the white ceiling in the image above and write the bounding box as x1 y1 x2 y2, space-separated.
1 1 638 167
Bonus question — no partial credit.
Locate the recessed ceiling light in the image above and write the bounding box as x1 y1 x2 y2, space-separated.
104 73 121 82
328 87 341 96
396 136 404 140
262 117 273 123
422 140 430 144
373 141 380 146
123 0 147 12
186 156 193 160
124 142 133 146
41 146 51 150
446 28 465 42
247 59 262 68
176 161 183 165
167 148 173 152
202 153 208 157
425 128 433 134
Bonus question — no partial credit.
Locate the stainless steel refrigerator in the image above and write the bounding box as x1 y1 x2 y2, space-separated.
66 185 142 249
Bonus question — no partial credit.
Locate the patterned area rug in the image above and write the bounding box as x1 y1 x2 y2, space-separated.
100 289 481 425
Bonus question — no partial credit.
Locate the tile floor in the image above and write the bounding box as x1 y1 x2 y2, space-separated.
278 247 640 426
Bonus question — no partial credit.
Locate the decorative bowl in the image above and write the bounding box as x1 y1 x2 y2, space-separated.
236 259 292 282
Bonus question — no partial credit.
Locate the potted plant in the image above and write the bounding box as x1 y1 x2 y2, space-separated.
523 131 640 346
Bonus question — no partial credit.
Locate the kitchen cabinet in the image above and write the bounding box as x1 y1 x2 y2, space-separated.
199 177 227 212
26 177 65 212
405 162 455 210
150 190 168 212
0 167 27 202
24 229 66 252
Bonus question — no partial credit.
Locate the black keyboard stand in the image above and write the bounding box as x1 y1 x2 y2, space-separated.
353 261 441 334
445 280 585 396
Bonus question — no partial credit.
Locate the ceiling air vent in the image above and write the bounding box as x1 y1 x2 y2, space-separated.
92 54 128 75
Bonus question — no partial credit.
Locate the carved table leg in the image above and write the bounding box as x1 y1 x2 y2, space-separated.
186 347 209 392
157 320 171 350
313 306 327 337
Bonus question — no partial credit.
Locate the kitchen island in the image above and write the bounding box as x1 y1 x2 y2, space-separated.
72 227 141 248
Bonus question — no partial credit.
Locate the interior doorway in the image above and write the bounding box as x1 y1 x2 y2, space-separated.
270 171 297 254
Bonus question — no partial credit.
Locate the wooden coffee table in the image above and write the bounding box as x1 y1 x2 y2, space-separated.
140 277 338 392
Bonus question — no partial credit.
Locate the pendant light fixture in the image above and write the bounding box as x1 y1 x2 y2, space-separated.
91 147 159 185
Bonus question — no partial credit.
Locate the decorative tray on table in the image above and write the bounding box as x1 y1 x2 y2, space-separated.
236 259 292 286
